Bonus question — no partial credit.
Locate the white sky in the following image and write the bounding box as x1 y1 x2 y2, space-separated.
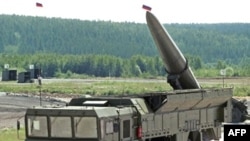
0 0 249 23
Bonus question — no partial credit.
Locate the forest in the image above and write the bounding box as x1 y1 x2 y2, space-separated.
0 14 249 78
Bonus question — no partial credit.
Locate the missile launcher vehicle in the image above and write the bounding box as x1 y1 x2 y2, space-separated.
22 11 248 141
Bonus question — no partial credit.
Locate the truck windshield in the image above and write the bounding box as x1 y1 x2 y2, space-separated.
50 116 72 137
26 115 98 138
74 117 97 138
27 116 48 137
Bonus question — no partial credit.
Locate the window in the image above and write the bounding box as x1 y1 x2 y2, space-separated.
50 117 72 138
27 116 48 137
74 117 97 138
123 120 130 138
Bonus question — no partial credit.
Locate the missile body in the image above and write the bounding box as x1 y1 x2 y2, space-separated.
146 11 200 89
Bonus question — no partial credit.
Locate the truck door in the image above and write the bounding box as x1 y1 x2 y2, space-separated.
100 118 119 141
120 118 132 141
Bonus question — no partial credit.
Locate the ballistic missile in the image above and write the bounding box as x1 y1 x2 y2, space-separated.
146 11 200 89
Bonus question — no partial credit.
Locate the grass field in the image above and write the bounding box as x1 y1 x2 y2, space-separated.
0 128 25 141
0 77 249 96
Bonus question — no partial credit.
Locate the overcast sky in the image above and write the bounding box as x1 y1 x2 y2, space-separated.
0 0 249 23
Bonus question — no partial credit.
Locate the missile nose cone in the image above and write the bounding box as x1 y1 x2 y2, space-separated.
145 11 201 89
146 11 154 24
146 11 186 74
146 11 161 32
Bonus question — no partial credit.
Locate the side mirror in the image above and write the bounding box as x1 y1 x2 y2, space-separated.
17 120 20 130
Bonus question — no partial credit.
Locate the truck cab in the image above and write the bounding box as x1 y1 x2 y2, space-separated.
25 104 140 141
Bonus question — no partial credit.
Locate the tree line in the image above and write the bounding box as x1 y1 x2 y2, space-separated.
0 14 250 65
1 53 249 78
0 14 250 78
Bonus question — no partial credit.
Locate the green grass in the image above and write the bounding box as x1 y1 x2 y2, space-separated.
0 128 25 141
0 78 171 96
0 77 250 96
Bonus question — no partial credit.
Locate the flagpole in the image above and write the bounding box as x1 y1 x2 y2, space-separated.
35 2 43 106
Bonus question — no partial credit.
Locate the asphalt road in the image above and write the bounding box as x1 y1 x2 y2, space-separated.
0 92 67 129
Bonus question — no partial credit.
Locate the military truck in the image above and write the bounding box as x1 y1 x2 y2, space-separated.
22 11 248 141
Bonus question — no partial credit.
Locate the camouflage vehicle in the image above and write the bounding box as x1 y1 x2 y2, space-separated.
22 11 248 141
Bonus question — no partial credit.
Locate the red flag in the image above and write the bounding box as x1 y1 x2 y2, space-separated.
142 4 151 11
36 2 43 7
